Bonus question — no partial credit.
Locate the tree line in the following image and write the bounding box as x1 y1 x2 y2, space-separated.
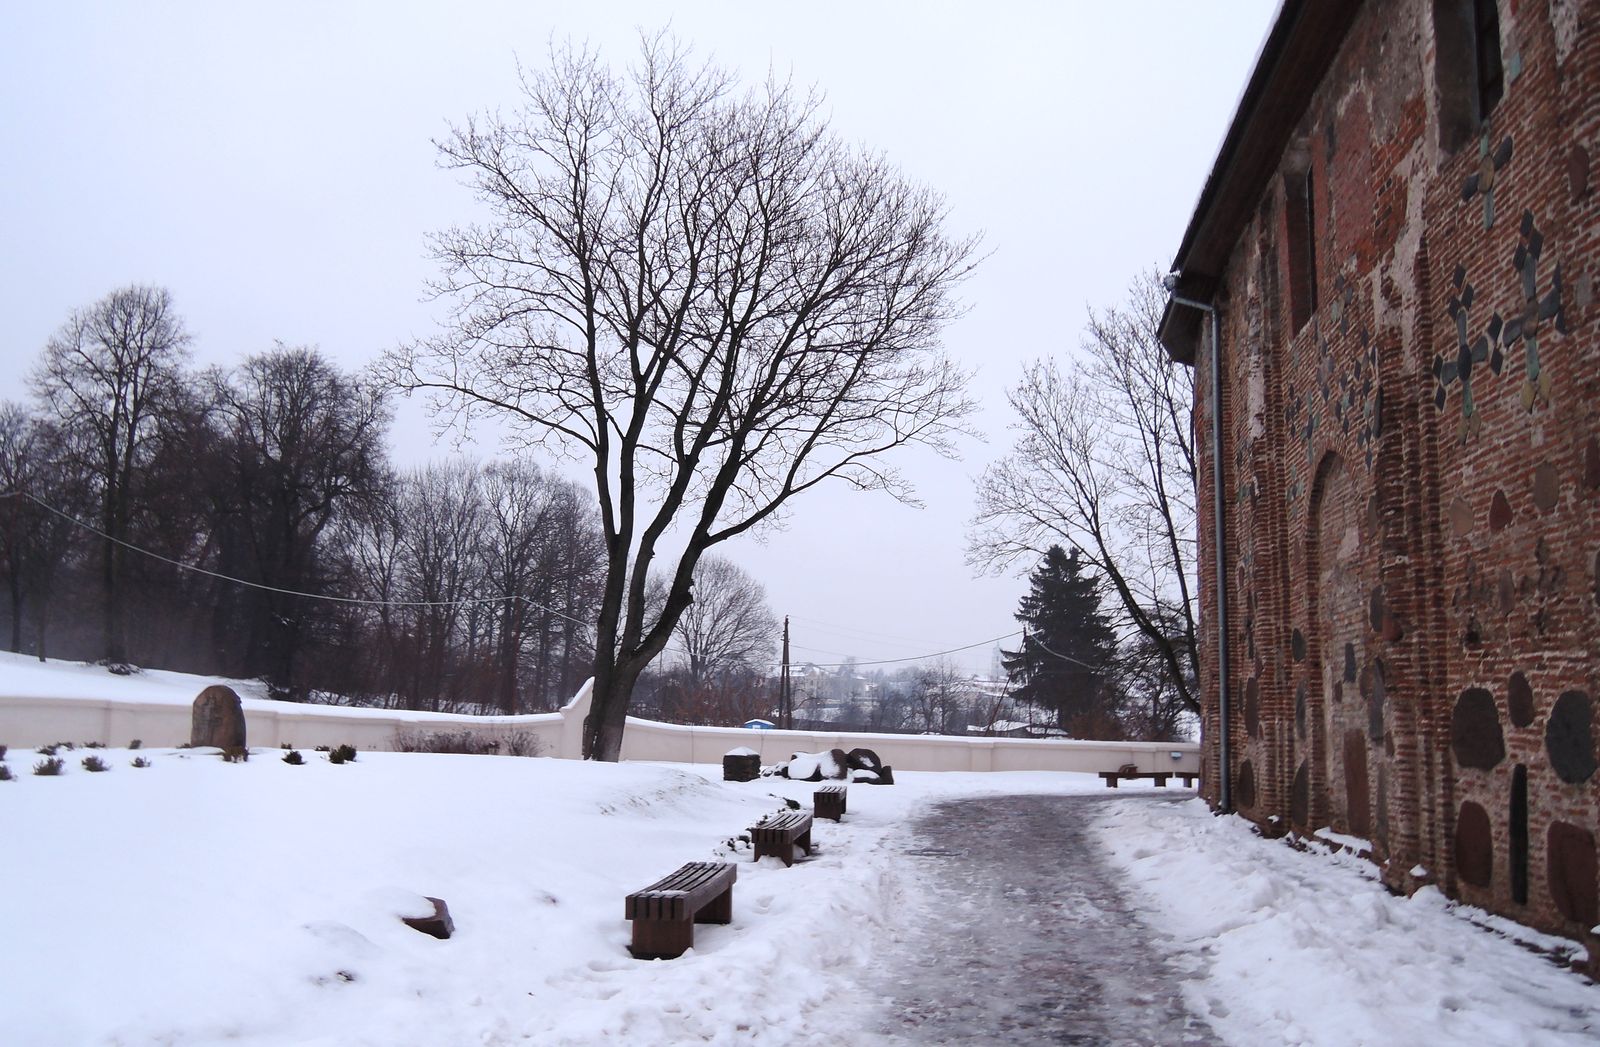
0 284 606 713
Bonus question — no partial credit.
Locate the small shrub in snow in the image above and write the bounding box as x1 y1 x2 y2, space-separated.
220 746 249 763
329 744 357 765
34 757 64 776
282 750 304 765
82 755 110 772
0 764 13 782
0 744 7 759
36 744 58 756
314 745 332 752
84 741 105 749
128 739 143 750
782 797 800 811
130 756 152 769
391 728 541 757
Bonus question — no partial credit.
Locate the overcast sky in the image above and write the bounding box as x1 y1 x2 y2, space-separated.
0 1 1277 674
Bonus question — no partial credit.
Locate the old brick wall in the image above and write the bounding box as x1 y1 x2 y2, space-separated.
1196 0 1600 942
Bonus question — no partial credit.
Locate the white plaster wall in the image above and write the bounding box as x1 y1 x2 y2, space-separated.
0 677 1199 774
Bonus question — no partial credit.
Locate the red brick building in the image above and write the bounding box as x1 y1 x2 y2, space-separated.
1159 0 1599 949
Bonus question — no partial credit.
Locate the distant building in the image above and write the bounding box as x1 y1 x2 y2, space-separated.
1160 0 1599 948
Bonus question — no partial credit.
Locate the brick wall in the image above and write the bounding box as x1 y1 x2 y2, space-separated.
1196 0 1600 944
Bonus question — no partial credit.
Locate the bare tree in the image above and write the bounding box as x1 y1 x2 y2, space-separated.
906 660 970 735
392 462 489 711
390 38 980 759
31 285 192 663
970 270 1199 719
673 555 778 688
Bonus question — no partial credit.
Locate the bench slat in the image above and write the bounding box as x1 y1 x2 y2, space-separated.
626 862 736 921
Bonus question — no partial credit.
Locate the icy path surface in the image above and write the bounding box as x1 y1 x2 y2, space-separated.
864 794 1218 1046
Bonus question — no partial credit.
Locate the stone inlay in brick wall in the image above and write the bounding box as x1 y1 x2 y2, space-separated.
1532 462 1560 512
1344 729 1371 837
1489 489 1514 531
1367 659 1387 742
1456 800 1494 888
1546 821 1598 925
1545 690 1597 784
1291 761 1309 828
1237 759 1257 809
1451 687 1506 770
1507 671 1536 728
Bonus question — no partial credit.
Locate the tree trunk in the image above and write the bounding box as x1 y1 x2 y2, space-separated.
584 658 644 762
8 571 22 654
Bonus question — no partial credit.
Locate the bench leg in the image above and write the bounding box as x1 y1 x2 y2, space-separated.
754 837 796 867
1103 777 1119 788
630 918 694 960
1153 774 1170 787
697 884 733 925
798 826 812 859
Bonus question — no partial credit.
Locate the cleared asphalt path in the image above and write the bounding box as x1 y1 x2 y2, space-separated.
865 794 1219 1046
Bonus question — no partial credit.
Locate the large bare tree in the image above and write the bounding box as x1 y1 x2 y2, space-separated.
970 270 1199 718
208 345 389 696
390 38 980 759
32 285 192 664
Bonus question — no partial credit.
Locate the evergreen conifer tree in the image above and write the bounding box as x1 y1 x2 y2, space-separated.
1000 545 1119 736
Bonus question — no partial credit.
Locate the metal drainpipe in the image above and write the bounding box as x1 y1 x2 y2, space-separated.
1171 292 1232 814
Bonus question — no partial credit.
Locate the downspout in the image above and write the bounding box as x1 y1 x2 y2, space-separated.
1170 293 1233 814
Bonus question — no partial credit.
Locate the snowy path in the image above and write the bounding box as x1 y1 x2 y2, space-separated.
863 793 1218 1045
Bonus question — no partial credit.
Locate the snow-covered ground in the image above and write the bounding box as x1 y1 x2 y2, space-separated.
1092 799 1600 1046
1 656 1594 1045
0 742 1101 1046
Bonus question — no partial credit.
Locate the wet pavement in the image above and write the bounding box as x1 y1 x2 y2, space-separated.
866 794 1219 1046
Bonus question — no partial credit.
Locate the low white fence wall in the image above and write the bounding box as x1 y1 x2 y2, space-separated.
0 677 1199 774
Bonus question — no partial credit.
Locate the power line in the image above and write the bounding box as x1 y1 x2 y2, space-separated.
789 630 1022 670
1020 629 1110 672
3 488 1041 668
0 488 593 627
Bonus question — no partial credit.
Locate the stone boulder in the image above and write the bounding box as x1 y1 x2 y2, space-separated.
401 896 455 940
191 685 246 749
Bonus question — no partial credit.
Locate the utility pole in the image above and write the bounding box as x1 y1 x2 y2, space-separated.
781 615 791 730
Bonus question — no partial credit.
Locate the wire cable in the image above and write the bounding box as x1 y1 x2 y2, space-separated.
2 490 1040 668
0 488 593 626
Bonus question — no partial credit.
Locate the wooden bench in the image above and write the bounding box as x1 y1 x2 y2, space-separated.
1098 770 1198 789
751 810 813 867
625 861 736 960
814 783 847 821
